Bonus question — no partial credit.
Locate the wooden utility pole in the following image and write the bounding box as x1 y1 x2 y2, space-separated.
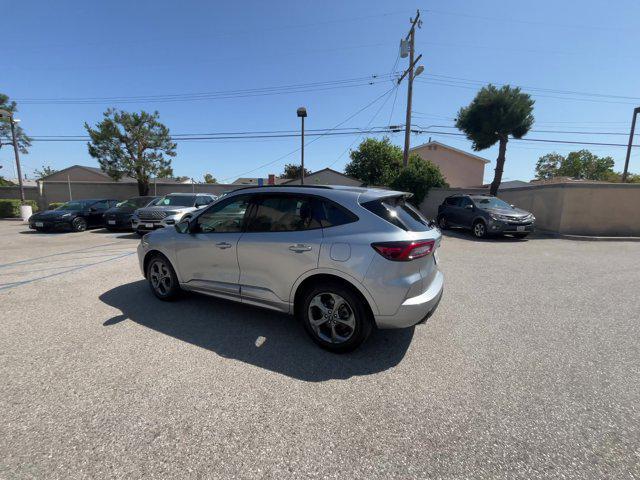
400 10 422 167
622 106 640 182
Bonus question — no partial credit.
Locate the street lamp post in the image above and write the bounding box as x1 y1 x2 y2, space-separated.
297 107 307 185
0 109 25 203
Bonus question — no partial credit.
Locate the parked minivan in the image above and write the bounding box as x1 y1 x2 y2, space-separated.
137 186 444 352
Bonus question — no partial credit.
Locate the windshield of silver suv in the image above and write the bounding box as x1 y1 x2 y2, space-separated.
471 196 513 209
156 195 196 207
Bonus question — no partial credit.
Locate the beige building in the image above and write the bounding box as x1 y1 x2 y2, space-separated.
41 165 135 183
410 141 489 188
281 168 363 186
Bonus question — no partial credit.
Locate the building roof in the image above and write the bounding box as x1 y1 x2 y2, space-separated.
477 180 531 189
232 177 288 185
280 167 362 185
410 140 490 164
39 165 138 182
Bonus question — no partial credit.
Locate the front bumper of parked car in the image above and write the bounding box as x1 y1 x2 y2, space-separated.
488 217 535 234
29 218 74 231
104 213 134 229
374 270 444 329
132 213 184 232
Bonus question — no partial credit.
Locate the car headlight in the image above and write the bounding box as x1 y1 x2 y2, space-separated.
165 211 180 216
61 213 73 218
490 213 512 221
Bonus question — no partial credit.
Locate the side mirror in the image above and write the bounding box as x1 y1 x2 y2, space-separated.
465 204 474 210
89 206 97 212
175 219 191 234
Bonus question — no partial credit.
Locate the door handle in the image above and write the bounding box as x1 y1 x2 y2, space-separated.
289 244 312 252
215 242 232 249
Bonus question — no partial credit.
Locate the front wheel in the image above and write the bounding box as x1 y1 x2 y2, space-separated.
472 220 487 239
72 217 87 232
299 283 373 353
146 255 181 300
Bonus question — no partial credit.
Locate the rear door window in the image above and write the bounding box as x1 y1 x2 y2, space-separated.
247 195 321 232
317 200 358 228
362 196 433 232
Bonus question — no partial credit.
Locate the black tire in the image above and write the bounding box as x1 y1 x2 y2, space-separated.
513 233 529 239
72 217 88 232
146 254 181 301
472 220 487 239
437 215 449 230
298 282 373 353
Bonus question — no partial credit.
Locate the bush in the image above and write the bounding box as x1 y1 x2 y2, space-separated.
389 155 448 206
0 199 39 218
48 202 65 210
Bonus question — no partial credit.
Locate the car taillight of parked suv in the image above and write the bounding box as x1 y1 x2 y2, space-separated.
137 186 444 352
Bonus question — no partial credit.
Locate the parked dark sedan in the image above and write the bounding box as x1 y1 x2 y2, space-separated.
437 194 535 239
104 196 159 231
29 198 118 232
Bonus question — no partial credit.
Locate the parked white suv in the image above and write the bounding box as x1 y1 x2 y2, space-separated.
132 193 217 235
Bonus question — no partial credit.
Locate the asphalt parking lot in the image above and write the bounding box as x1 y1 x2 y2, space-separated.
1 220 639 479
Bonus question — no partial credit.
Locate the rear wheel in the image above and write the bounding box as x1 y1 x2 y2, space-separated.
146 254 181 300
72 217 87 232
298 282 373 353
437 215 449 230
472 220 487 239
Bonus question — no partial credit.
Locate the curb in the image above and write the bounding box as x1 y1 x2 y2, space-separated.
536 229 640 242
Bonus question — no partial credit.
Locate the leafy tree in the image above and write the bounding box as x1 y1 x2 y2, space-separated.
33 165 58 179
280 163 311 179
456 85 534 195
85 109 176 195
390 155 448 206
535 153 563 180
0 94 31 155
344 137 401 186
0 175 15 186
203 173 218 184
534 150 616 181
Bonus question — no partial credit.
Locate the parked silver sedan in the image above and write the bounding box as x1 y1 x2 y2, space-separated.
137 186 444 352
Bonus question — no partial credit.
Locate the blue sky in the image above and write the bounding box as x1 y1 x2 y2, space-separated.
3 0 639 184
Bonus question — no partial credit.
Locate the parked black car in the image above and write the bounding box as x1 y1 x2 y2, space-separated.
28 198 118 232
104 196 159 231
437 194 535 239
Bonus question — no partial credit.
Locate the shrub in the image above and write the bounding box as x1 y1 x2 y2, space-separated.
389 155 448 206
48 202 65 210
0 199 39 218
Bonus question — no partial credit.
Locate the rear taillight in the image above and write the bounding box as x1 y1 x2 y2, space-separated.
371 240 435 261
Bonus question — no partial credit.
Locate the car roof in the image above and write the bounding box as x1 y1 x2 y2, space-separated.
164 192 212 196
73 198 117 202
226 184 408 203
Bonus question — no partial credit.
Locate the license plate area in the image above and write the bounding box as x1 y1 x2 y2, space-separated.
517 226 526 232
107 220 116 225
144 223 155 228
35 222 44 227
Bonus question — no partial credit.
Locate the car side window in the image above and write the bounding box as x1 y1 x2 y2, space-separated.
91 201 109 210
195 196 250 233
459 197 472 208
317 200 358 228
446 197 460 207
247 195 321 232
195 197 208 207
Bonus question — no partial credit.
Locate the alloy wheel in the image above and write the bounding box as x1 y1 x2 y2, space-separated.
149 259 172 296
308 292 356 344
473 222 485 238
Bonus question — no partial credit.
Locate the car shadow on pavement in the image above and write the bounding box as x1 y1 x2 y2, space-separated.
90 229 140 239
441 229 546 242
99 280 414 382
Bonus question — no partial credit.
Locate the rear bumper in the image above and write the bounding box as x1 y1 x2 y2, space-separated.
374 270 444 329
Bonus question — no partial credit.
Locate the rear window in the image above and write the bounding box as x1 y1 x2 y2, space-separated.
362 196 433 232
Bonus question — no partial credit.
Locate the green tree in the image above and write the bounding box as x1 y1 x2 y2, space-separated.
390 156 448 206
535 153 564 180
535 150 616 181
456 85 534 195
344 137 401 186
203 173 217 184
85 109 176 195
0 175 15 186
33 165 58 179
280 163 311 179
0 93 32 154
557 150 614 180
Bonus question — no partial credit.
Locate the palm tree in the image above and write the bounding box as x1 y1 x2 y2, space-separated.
456 85 534 195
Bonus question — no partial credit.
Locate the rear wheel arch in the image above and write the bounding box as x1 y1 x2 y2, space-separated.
292 272 377 320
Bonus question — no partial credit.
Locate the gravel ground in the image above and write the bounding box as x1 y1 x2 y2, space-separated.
1 220 639 479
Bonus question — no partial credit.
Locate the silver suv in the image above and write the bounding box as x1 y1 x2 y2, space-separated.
137 186 444 352
132 193 217 235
